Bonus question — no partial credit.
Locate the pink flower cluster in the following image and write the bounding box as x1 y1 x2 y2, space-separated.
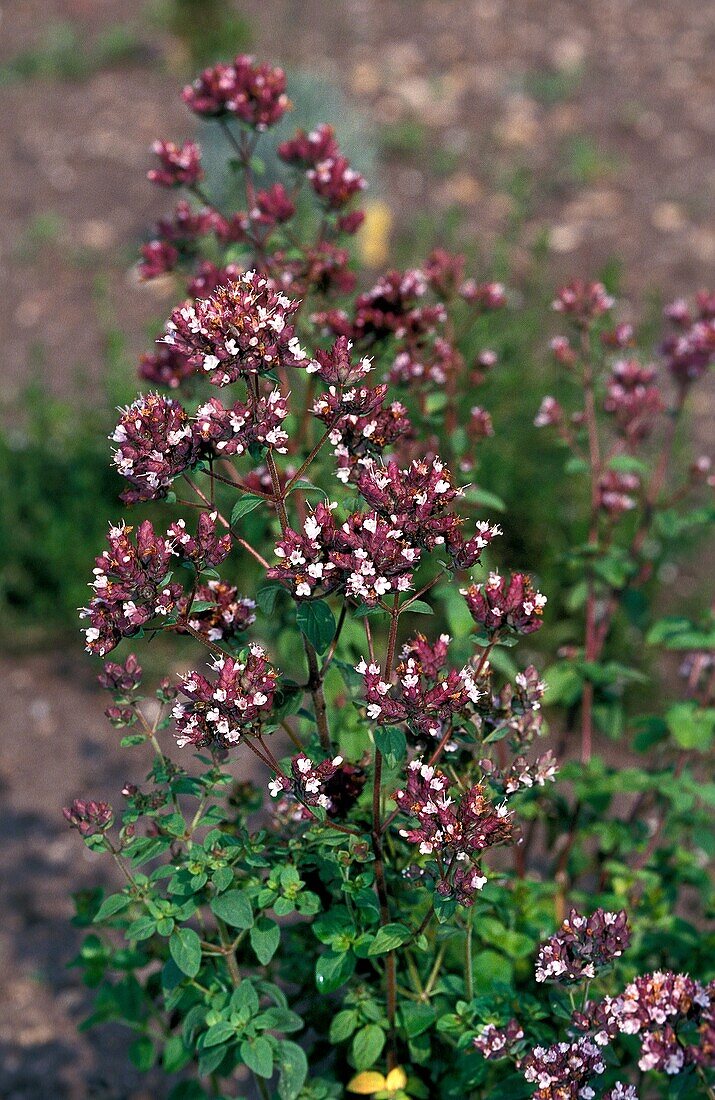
495 665 548 746
462 572 547 638
148 140 204 188
662 291 715 386
268 753 345 811
603 360 663 442
63 799 113 837
173 646 278 748
357 633 482 742
535 908 631 984
161 272 307 386
111 393 198 503
268 503 421 606
195 390 289 456
183 55 290 129
81 520 182 656
356 456 501 569
597 469 640 517
552 280 614 326
582 971 713 1076
473 1019 525 1060
167 513 231 570
278 123 365 211
176 582 255 644
479 749 558 796
522 1037 605 1100
394 759 512 903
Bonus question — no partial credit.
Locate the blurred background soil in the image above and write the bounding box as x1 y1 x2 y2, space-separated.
0 1 713 1095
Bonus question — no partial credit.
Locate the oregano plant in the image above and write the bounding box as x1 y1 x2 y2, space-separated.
67 54 714 1100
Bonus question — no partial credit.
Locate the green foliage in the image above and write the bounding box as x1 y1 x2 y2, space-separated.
0 21 148 85
43 48 715 1100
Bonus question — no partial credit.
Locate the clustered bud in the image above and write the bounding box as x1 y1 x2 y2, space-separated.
603 360 663 442
148 140 203 188
268 503 421 606
535 908 631 984
463 572 546 638
173 646 278 747
63 799 113 837
552 280 614 326
357 633 481 742
394 759 512 903
162 272 307 386
268 753 345 811
662 291 715 386
356 457 501 569
183 56 290 129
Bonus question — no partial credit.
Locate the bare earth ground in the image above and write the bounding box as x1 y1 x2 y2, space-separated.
0 1 713 1095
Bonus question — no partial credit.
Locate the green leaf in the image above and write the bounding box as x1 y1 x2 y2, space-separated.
129 1035 155 1071
162 1034 193 1073
399 1002 436 1039
374 726 407 767
241 1036 273 1078
257 583 283 615
169 927 202 978
92 893 131 922
296 599 336 655
250 917 280 965
330 1009 359 1043
351 1024 385 1070
463 486 507 512
277 1039 308 1100
666 702 715 752
203 1021 236 1048
230 495 264 525
368 923 411 956
403 599 433 615
254 1006 303 1034
210 890 254 929
315 949 355 993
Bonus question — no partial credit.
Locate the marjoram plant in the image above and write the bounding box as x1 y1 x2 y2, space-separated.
66 55 714 1100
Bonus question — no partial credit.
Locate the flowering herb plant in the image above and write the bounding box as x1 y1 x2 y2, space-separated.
67 55 714 1100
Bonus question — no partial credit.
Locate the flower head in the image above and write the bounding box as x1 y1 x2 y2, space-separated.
80 520 182 656
148 140 203 188
357 633 482 742
269 504 421 606
111 393 198 503
63 799 113 837
268 753 345 811
355 456 501 568
394 759 512 902
535 908 631 984
173 646 278 747
463 572 546 638
603 359 663 441
194 391 289 456
552 280 614 326
168 512 232 570
162 271 307 385
522 1037 605 1099
183 56 290 129
177 582 255 643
